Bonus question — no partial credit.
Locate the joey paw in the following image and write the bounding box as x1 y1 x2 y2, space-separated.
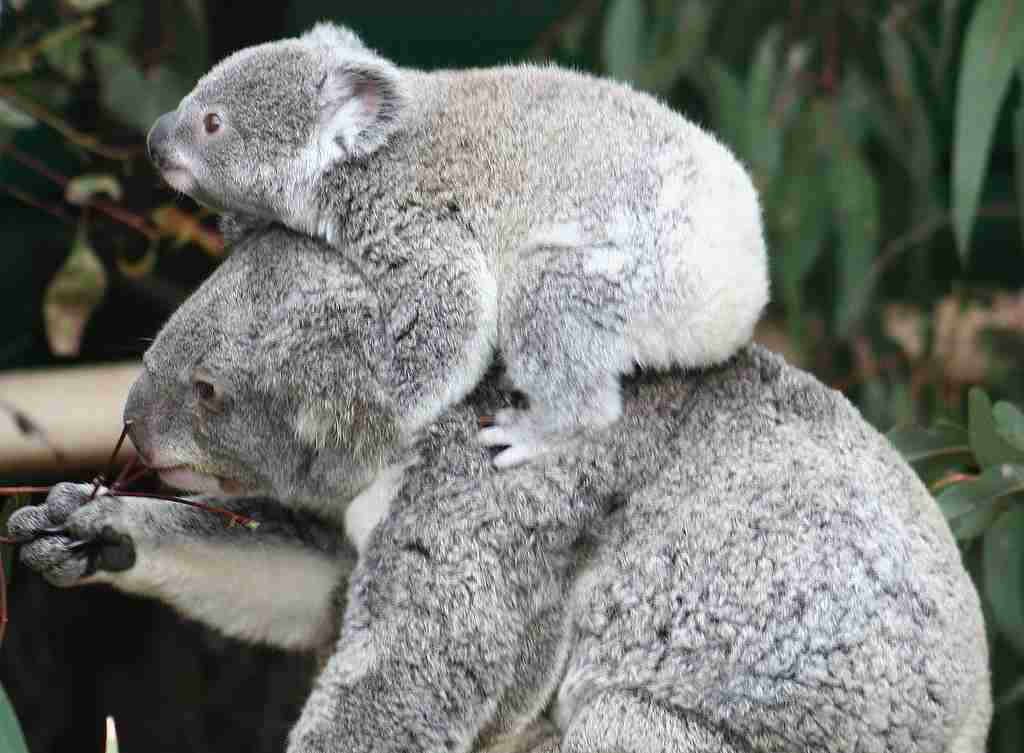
7 482 136 586
476 408 562 468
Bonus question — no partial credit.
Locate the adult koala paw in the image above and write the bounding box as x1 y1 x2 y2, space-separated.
7 482 136 586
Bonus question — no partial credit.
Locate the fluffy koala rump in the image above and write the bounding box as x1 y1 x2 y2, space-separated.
336 345 990 753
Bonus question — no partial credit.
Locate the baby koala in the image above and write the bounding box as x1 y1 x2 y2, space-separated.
147 22 769 466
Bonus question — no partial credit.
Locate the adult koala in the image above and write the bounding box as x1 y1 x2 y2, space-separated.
10 225 990 752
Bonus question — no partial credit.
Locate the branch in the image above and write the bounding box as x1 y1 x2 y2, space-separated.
0 85 139 160
0 143 160 240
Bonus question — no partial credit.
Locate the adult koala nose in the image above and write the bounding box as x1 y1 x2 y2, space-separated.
123 369 156 463
146 111 177 169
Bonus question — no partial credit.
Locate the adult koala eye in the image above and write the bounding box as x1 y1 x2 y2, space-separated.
203 112 223 135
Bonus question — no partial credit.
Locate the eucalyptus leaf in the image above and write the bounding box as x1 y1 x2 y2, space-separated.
1016 97 1024 252
952 0 1024 260
984 504 1024 656
887 423 973 466
66 0 112 10
704 60 746 157
744 25 783 188
995 401 1024 453
937 463 1024 540
92 42 190 135
41 31 86 82
645 0 711 93
880 27 940 219
969 388 1024 466
825 113 881 334
602 0 647 85
65 174 123 205
43 225 108 357
0 100 35 130
166 0 211 82
769 109 829 321
0 685 29 753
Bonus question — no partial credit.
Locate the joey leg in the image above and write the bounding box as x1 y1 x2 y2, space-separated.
478 244 633 468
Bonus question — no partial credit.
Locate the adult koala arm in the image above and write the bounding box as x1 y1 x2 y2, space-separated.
289 431 602 753
9 483 355 652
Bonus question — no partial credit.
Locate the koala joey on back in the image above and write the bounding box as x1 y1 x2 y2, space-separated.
146 22 770 466
11 225 990 752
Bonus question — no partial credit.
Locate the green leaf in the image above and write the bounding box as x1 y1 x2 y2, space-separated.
41 30 86 82
66 0 112 10
969 387 1024 466
880 27 940 219
938 463 1024 539
0 100 35 130
995 400 1024 453
704 60 746 156
1016 95 1024 252
745 25 783 189
0 685 29 753
602 0 647 85
65 174 123 205
984 503 1024 656
888 423 973 465
645 0 711 93
997 673 1024 710
43 225 109 357
825 109 881 334
165 0 211 83
952 0 1024 260
769 109 829 322
91 42 190 135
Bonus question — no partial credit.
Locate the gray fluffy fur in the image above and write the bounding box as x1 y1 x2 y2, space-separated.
11 226 990 752
146 22 769 466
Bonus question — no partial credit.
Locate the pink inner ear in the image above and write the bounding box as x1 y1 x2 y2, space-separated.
352 79 380 121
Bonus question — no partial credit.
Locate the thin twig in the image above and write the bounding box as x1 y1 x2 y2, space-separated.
0 84 138 160
0 182 75 224
0 487 53 495
105 491 260 529
0 144 160 240
930 472 979 494
91 421 133 499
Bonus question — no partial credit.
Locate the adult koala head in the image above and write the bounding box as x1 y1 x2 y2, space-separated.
146 22 405 220
124 225 399 512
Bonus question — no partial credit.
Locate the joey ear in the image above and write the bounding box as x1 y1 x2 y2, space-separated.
301 22 369 52
318 62 405 160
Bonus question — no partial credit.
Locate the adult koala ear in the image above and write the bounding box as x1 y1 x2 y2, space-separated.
310 34 407 161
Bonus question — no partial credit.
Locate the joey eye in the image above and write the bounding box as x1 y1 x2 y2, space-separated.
203 113 222 134
193 379 217 402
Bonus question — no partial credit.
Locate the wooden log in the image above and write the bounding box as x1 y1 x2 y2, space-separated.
0 362 142 478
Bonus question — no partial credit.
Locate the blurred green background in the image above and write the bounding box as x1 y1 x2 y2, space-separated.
1 0 1024 751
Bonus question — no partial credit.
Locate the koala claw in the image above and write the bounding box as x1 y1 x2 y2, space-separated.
7 482 136 586
476 408 558 468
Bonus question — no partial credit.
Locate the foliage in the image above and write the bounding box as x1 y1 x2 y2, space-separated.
0 0 221 366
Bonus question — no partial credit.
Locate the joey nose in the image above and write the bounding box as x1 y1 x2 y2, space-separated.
147 112 176 167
